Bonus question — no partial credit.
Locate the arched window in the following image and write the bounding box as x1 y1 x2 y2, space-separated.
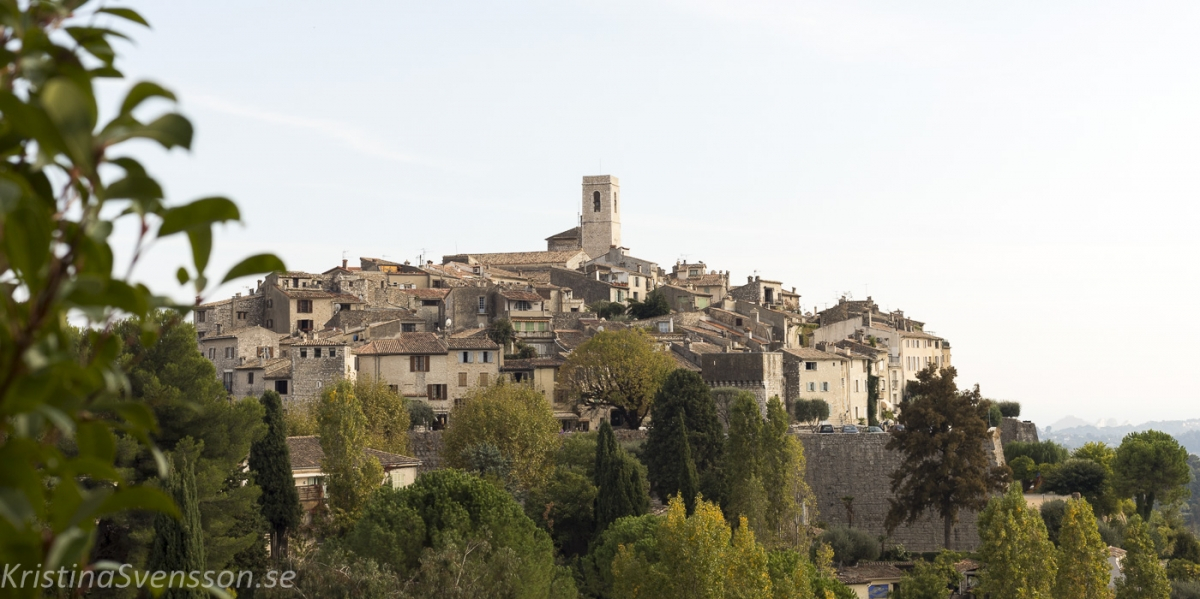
593 190 601 212
614 192 618 212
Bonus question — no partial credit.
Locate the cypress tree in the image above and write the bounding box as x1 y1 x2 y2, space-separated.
1116 516 1170 599
594 420 648 530
148 441 206 599
1054 498 1113 599
670 414 701 514
249 390 302 560
645 370 724 504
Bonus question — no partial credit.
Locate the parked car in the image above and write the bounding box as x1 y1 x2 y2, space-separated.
817 423 836 434
866 426 885 433
841 425 859 434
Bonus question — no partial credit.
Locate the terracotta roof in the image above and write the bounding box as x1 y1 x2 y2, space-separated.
669 351 701 371
398 288 451 300
671 273 726 287
499 290 544 302
545 226 580 241
235 357 287 371
450 328 490 339
954 559 982 573
264 359 292 379
661 284 712 297
835 563 904 585
555 330 588 350
455 250 586 266
354 333 446 355
281 288 345 300
782 347 847 361
900 330 943 340
446 337 500 350
286 436 421 471
292 338 349 347
520 271 552 284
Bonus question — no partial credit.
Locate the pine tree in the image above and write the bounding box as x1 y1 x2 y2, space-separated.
249 390 302 561
662 413 701 514
148 442 206 599
595 420 648 530
645 369 724 504
1054 498 1114 599
1116 516 1170 599
977 485 1057 599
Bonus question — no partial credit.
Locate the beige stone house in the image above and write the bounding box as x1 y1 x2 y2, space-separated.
198 326 281 394
286 436 421 513
781 347 867 425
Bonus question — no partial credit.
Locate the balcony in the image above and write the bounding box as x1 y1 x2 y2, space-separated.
507 309 549 319
296 485 325 503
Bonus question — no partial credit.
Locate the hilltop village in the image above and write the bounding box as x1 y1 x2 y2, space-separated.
194 175 951 430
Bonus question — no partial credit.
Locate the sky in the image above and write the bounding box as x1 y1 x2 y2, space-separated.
98 0 1200 427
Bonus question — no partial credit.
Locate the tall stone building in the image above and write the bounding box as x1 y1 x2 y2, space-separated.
581 175 621 259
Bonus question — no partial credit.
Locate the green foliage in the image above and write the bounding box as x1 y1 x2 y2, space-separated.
580 514 661 599
793 398 830 425
1114 430 1191 522
460 443 518 492
627 289 671 320
1010 455 1038 491
644 369 725 506
765 550 816 599
355 377 411 455
977 485 1058 599
816 526 879 566
442 380 562 490
588 301 628 320
0 0 284 581
886 367 1010 549
1117 516 1172 599
1041 499 1068 545
595 420 650 531
1004 440 1070 467
526 465 598 558
147 446 206 599
408 399 436 429
1043 458 1116 516
345 469 557 598
893 553 961 599
249 390 302 560
866 372 880 427
997 401 1022 418
1172 580 1200 599
267 542 403 599
1054 499 1115 599
488 317 518 347
560 329 676 428
317 380 384 523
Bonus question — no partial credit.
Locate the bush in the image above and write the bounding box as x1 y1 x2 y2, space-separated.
817 526 880 566
997 401 1022 418
588 301 627 320
795 399 831 425
1173 580 1200 599
1040 499 1067 545
1098 519 1124 548
1004 440 1069 466
407 399 435 429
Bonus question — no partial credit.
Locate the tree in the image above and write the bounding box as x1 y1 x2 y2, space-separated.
793 399 830 427
408 400 436 429
726 391 769 534
977 485 1058 599
1114 430 1191 521
487 317 518 349
817 526 880 566
1005 440 1070 467
559 329 675 428
1117 516 1171 599
886 367 1010 549
595 420 650 530
580 514 661 599
345 469 557 599
1043 458 1115 516
0 0 284 575
147 444 206 599
893 553 961 599
644 369 725 504
660 414 701 514
588 301 628 320
249 390 302 561
525 465 598 558
317 380 384 521
628 289 671 320
355 377 411 455
442 380 562 490
765 550 816 599
997 401 1022 418
1041 499 1068 545
760 397 814 547
1010 455 1038 491
1054 498 1114 599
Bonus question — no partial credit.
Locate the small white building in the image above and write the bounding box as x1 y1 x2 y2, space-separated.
285 436 421 512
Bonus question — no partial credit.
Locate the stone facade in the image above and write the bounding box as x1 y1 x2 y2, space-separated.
290 340 354 404
198 326 280 394
580 175 621 260
999 417 1039 446
700 352 784 414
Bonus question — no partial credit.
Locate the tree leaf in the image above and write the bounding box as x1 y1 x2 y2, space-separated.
40 77 98 170
158 197 240 236
138 112 193 149
97 7 150 27
97 486 180 520
221 253 286 284
187 226 212 275
120 81 176 116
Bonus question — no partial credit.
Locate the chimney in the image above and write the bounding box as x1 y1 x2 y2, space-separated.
747 276 754 284
342 258 348 268
669 318 675 333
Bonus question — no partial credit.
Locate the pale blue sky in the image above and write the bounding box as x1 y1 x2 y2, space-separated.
104 1 1200 427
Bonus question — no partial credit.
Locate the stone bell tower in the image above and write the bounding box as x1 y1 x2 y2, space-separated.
580 175 621 260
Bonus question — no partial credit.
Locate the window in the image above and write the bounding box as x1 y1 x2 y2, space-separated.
821 382 830 392
735 318 743 327
297 300 313 313
593 190 601 212
329 348 336 357
224 347 233 359
460 351 473 363
689 269 699 276
478 373 489 386
314 348 322 358
634 277 640 287
481 351 492 363
275 380 288 394
807 382 816 392
291 277 299 287
248 372 255 384
805 362 817 371
266 319 273 329
300 349 308 358
422 300 438 306
427 384 447 400
266 299 272 308
222 372 233 393
855 380 859 392
237 311 247 320
633 292 639 301
401 323 417 332
298 319 313 332
478 296 486 313
458 372 468 387
208 348 216 360
196 310 206 323
411 355 430 372
658 321 670 333
514 300 532 311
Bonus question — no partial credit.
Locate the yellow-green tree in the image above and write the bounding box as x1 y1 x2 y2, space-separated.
443 380 561 489
1116 516 1171 599
317 380 384 521
559 328 676 428
977 485 1058 599
1054 498 1114 599
355 377 411 455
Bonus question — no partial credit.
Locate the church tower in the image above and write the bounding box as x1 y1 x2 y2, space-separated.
580 175 621 260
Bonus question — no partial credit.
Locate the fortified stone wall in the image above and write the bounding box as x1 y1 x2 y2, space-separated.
999 417 1039 446
797 431 1004 553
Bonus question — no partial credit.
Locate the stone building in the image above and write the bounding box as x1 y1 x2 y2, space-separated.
198 326 281 394
781 347 863 425
699 352 784 414
194 291 267 339
289 339 354 404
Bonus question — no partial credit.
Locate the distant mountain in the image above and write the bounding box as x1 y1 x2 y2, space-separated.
1041 418 1200 454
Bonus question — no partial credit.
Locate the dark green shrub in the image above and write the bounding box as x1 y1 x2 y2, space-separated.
818 526 880 566
1004 440 1069 466
997 401 1021 418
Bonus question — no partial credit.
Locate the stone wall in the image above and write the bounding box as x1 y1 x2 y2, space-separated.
797 431 1003 553
999 417 1039 446
409 430 445 473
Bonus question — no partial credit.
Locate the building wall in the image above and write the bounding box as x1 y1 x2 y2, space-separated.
194 292 267 338
782 352 854 425
291 344 354 404
700 352 784 414
549 268 619 305
358 352 499 417
449 349 502 405
232 367 267 398
581 175 621 260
